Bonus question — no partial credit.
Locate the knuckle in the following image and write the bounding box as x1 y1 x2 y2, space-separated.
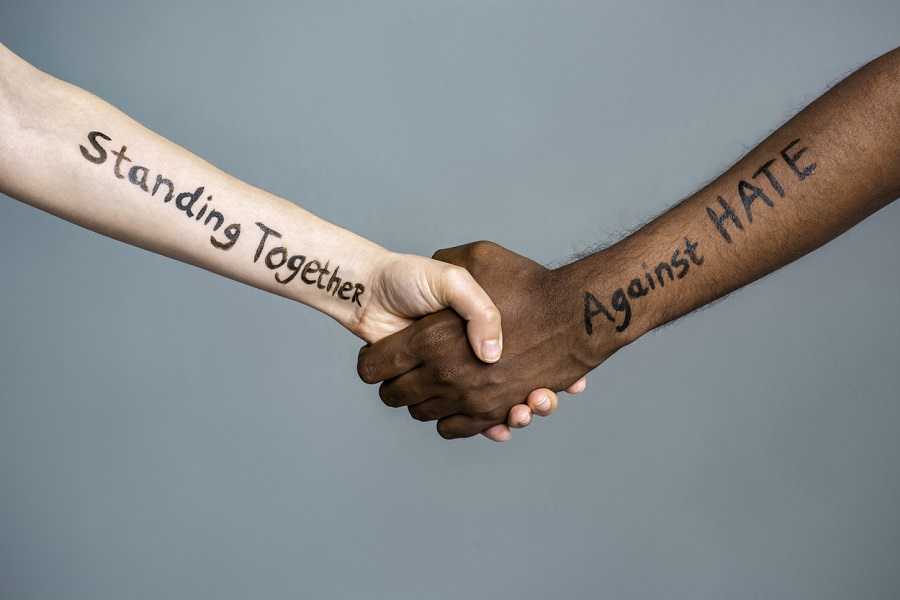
407 404 432 422
479 303 502 326
378 382 407 408
468 240 497 260
436 422 460 440
357 360 382 385
443 266 480 298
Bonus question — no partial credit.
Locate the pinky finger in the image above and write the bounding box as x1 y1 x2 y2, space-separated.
566 376 587 394
480 423 512 442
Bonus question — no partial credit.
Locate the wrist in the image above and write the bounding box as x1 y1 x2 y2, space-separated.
551 249 659 369
301 237 390 337
538 264 614 374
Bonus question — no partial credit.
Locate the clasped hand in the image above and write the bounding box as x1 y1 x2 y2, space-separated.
358 242 592 440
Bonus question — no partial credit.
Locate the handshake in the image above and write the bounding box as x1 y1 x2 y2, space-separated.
6 42 894 445
354 240 625 442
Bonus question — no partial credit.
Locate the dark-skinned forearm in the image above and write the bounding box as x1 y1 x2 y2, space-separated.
560 47 900 368
355 47 900 440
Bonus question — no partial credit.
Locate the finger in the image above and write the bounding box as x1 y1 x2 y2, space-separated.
566 376 587 394
429 266 502 364
377 369 435 408
436 414 494 440
527 389 558 417
357 343 419 385
356 316 435 384
480 424 512 442
507 404 533 428
407 397 463 422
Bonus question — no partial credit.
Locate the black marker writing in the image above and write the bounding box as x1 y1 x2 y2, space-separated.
584 236 704 335
253 222 365 305
78 130 368 306
79 130 240 250
706 138 817 243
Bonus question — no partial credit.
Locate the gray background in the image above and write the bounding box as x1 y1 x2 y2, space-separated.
1 1 899 598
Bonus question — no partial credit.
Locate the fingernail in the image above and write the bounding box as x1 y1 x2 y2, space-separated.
535 395 551 411
481 339 501 363
519 414 532 427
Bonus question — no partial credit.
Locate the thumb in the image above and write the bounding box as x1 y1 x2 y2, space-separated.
430 266 502 363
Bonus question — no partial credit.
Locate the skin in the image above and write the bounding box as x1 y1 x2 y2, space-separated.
0 41 568 438
358 46 900 439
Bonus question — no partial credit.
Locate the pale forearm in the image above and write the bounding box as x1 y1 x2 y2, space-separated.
566 47 900 363
0 44 383 333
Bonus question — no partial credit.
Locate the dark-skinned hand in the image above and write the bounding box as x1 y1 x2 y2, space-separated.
357 241 602 439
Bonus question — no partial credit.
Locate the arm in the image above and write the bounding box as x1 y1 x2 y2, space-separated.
358 47 900 439
0 42 503 355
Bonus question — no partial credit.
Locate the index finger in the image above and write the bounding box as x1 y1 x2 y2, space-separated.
356 311 455 384
357 337 420 385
